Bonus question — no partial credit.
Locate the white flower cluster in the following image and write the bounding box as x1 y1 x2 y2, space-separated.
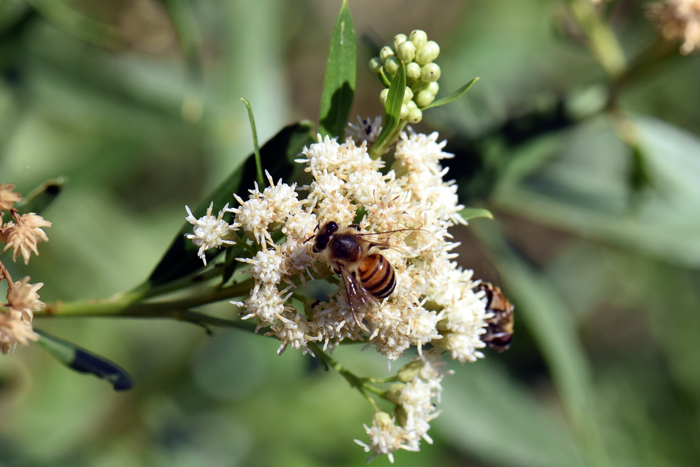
185 125 492 462
355 351 453 463
185 127 489 361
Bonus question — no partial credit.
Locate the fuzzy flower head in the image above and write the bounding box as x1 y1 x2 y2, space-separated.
185 202 237 266
1 212 52 265
1 277 43 355
647 0 700 54
0 184 22 212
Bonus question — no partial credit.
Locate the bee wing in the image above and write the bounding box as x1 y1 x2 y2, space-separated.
355 228 428 254
338 263 377 312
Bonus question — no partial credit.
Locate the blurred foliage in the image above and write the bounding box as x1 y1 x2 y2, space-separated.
1 0 700 466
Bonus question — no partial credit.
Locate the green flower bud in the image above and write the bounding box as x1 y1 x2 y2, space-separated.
400 103 409 119
397 40 416 63
407 99 417 110
393 33 407 51
403 87 414 104
415 89 436 107
415 40 440 65
421 63 441 82
384 56 400 76
369 57 382 73
385 384 405 404
405 62 421 81
425 81 440 95
397 360 424 382
395 406 409 428
380 88 389 105
379 46 395 63
407 107 423 123
409 29 428 50
372 411 394 428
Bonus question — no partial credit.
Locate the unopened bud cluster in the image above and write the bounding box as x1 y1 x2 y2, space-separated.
370 30 441 124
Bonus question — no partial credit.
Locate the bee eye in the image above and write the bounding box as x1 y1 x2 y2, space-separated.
327 221 338 233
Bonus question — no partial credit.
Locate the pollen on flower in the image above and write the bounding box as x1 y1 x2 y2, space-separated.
185 202 237 266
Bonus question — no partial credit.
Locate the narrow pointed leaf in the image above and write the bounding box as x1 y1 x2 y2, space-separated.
372 63 406 151
158 0 204 122
318 0 356 139
241 98 265 188
15 178 64 215
421 77 479 110
35 329 133 391
471 221 611 467
460 207 493 221
147 121 315 286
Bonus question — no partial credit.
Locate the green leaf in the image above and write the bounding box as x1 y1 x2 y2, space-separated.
459 207 493 221
241 98 265 188
371 62 406 154
15 178 64 215
318 0 356 139
159 0 204 122
147 121 315 287
421 77 479 110
34 329 133 391
493 116 700 267
471 220 611 467
437 362 584 467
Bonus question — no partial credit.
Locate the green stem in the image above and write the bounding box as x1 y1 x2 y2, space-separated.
368 120 407 160
568 0 625 78
309 342 379 410
37 278 256 318
610 37 678 95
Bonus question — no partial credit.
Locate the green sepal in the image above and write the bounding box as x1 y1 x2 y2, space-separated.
460 207 493 221
318 0 356 140
147 120 315 287
14 178 64 215
372 62 406 153
421 77 479 110
34 329 133 391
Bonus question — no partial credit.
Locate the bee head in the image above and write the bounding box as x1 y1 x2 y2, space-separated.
311 221 339 253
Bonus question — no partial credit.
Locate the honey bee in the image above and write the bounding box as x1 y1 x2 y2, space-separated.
308 221 410 328
478 282 514 352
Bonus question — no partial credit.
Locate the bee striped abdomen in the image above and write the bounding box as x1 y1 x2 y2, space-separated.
358 254 396 299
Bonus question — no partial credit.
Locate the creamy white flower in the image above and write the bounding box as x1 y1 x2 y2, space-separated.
185 202 237 266
232 283 292 330
354 412 417 464
238 248 287 285
268 309 320 355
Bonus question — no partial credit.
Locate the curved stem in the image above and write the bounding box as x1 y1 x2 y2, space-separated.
309 342 379 409
37 278 256 318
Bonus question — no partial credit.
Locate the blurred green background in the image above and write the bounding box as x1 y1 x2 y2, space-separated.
1 0 700 465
